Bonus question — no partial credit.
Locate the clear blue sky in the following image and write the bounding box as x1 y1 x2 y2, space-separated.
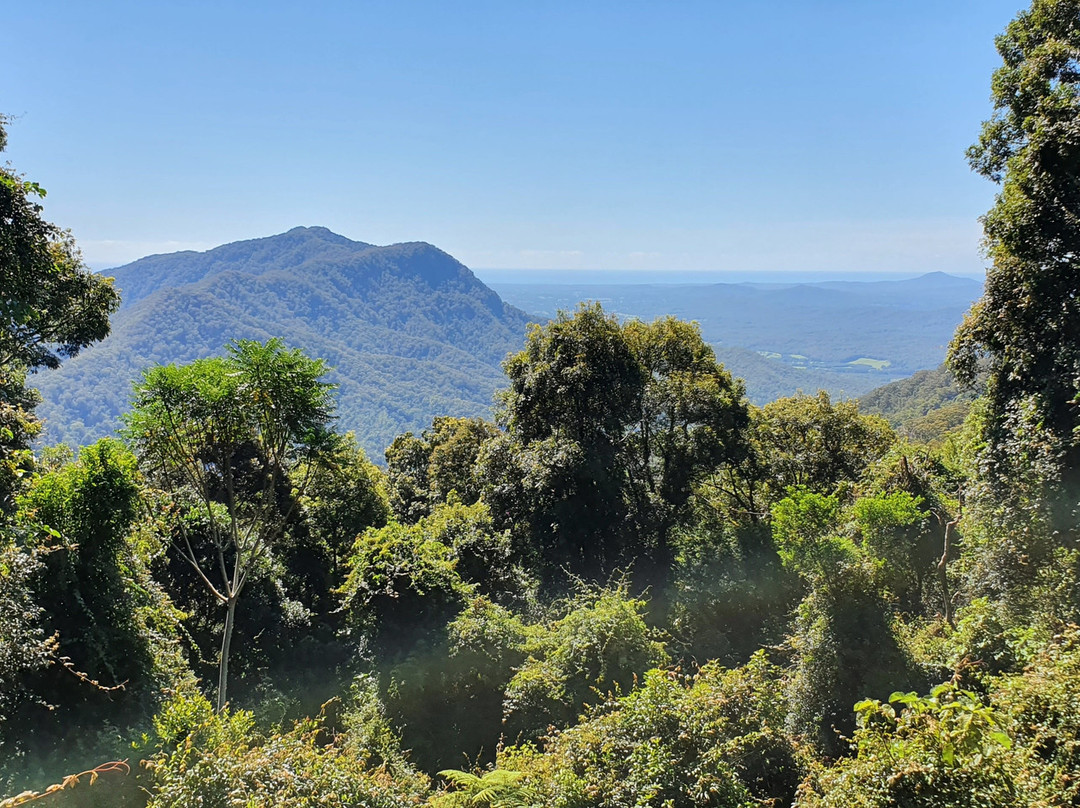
6 1 1022 273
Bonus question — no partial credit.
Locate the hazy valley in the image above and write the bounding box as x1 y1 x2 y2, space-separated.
33 227 981 459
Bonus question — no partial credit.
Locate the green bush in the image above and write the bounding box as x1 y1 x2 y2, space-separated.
797 683 1018 808
339 520 471 657
501 652 804 808
503 587 667 741
669 518 798 666
145 690 429 808
382 598 529 773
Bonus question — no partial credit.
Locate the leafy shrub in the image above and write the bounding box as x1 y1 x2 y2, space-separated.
422 501 536 609
669 518 798 666
145 690 429 808
501 652 804 808
503 587 667 740
990 627 1080 806
797 683 1018 807
382 598 529 772
340 520 470 657
0 536 53 755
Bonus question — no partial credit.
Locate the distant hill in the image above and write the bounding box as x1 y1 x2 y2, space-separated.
489 272 983 404
32 227 533 459
859 365 979 443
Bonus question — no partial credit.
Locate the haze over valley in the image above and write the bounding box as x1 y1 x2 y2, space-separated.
34 227 981 458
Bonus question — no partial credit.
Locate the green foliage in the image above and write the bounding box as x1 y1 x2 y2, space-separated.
771 489 858 580
423 500 534 607
488 304 750 587
295 433 389 605
851 491 928 602
386 432 433 523
340 500 528 659
339 519 470 657
755 392 896 501
16 439 154 696
379 598 529 774
432 769 535 808
0 368 40 516
0 116 120 374
949 0 1080 542
0 535 53 753
776 493 922 757
669 516 798 666
502 653 804 808
1 440 189 787
387 417 500 524
493 303 642 582
128 338 340 710
991 627 1080 805
144 690 429 808
503 587 668 740
798 683 1017 807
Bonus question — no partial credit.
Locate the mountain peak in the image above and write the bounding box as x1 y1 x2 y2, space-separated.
282 225 365 246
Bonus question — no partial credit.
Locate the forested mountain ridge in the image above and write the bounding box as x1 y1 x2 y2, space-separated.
859 364 978 443
33 228 533 457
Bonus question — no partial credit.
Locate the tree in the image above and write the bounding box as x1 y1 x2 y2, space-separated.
296 433 389 594
773 489 919 756
621 316 749 582
0 115 119 514
385 416 499 523
127 338 338 710
487 304 749 586
754 392 895 500
17 439 150 694
491 303 644 581
0 116 119 373
949 0 1080 519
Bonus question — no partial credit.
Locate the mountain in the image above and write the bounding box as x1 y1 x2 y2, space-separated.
859 364 979 443
32 228 533 459
488 272 983 403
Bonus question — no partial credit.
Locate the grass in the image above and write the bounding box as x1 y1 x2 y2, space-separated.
848 357 891 371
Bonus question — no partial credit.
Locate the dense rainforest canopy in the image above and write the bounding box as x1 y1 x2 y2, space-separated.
4 2 1080 806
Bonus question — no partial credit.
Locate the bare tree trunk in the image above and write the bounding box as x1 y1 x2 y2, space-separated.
216 596 238 712
936 497 962 628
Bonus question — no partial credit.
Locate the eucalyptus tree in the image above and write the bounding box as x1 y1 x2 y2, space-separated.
127 338 338 710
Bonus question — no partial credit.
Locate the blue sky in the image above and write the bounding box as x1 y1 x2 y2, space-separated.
6 1 1022 273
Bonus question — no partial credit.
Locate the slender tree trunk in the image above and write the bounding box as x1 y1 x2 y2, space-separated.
936 500 961 629
217 595 238 712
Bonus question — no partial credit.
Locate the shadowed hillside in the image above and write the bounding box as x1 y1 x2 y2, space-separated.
33 227 533 458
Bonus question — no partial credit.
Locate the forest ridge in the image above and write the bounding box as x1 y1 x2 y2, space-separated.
32 226 981 459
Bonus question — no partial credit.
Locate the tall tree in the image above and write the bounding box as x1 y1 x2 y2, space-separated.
493 303 644 581
0 115 120 744
0 115 120 513
127 338 338 710
0 116 119 373
949 0 1080 517
622 317 749 585
488 304 749 585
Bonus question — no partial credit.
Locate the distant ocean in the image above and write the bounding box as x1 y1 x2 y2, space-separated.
473 268 987 286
